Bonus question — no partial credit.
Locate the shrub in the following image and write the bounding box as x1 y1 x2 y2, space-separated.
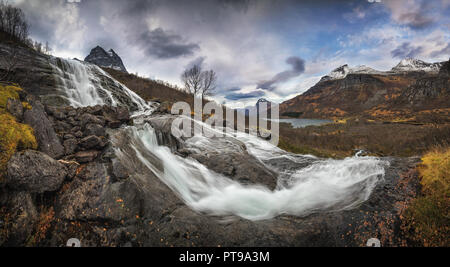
403 148 450 246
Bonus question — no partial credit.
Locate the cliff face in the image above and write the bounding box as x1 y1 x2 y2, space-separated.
280 59 450 119
84 46 128 73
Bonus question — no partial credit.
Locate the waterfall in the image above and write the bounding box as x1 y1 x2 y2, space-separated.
53 57 389 221
50 57 150 113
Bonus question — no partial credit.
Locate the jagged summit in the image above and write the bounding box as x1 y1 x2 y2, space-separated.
320 58 444 82
320 64 381 82
391 58 442 73
84 45 128 73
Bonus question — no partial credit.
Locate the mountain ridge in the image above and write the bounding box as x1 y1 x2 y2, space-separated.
279 58 450 120
84 45 128 73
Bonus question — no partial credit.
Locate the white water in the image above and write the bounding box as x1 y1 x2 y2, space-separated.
51 58 151 113
54 57 389 221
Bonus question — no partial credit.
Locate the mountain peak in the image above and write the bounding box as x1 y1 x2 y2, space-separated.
84 45 128 73
320 64 380 82
391 58 442 73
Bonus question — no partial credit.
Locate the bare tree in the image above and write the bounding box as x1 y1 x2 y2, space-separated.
181 64 217 100
201 69 217 101
0 45 20 81
44 41 52 55
181 64 203 96
0 1 29 42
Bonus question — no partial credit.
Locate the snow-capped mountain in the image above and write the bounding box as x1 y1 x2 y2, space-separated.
391 58 442 73
320 64 382 82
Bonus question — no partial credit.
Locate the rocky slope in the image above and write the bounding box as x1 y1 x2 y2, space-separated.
84 46 128 73
280 58 450 119
0 98 422 246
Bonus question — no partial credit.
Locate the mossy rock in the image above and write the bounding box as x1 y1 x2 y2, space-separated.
0 85 22 109
0 85 38 181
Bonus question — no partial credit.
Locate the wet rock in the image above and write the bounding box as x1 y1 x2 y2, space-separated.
108 120 122 129
86 105 104 116
63 134 75 140
67 109 77 117
63 139 78 155
112 158 129 180
23 101 64 159
56 162 141 222
79 135 102 150
58 160 80 180
54 120 72 132
115 106 130 122
6 150 67 193
2 192 38 246
154 101 171 114
79 113 105 127
52 110 66 120
6 98 24 120
85 123 106 137
146 115 278 189
74 150 99 163
74 131 83 138
146 115 184 152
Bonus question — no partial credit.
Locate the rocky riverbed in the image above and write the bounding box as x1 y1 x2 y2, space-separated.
0 93 421 246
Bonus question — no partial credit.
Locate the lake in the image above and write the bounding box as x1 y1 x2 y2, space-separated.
276 118 333 128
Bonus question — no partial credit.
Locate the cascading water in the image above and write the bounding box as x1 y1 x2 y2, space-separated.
52 56 389 221
50 57 151 113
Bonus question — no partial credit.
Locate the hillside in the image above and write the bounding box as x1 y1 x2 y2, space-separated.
103 67 193 107
280 59 450 121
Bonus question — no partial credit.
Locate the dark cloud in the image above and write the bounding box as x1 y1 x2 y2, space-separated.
225 90 265 100
391 42 424 59
398 12 434 29
137 28 199 59
257 56 305 90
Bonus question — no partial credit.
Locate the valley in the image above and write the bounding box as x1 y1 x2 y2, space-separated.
0 0 448 248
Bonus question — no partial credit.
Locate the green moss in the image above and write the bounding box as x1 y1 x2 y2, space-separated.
0 85 37 181
0 85 22 109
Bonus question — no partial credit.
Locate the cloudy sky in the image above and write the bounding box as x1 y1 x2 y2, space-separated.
11 0 450 108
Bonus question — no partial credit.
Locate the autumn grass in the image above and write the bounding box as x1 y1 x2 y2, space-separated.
0 84 37 181
103 67 194 106
278 119 450 158
403 147 450 247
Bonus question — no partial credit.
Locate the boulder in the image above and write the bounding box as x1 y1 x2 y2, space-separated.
79 135 102 150
115 106 130 122
85 123 106 137
79 113 105 127
6 150 67 193
63 139 78 155
23 101 64 159
2 192 38 246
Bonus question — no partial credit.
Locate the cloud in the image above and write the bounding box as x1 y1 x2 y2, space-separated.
185 56 206 69
384 0 435 29
343 5 366 23
430 43 450 58
225 90 265 100
391 42 424 58
257 56 305 90
136 28 199 59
